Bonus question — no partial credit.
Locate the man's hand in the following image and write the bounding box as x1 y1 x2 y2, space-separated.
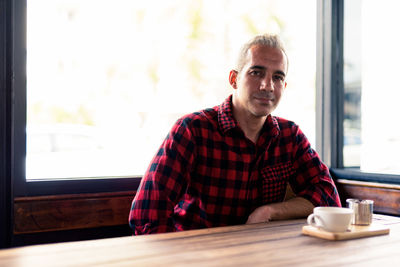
246 205 274 224
246 196 315 224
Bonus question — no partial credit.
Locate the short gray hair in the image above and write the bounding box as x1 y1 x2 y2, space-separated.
235 34 288 73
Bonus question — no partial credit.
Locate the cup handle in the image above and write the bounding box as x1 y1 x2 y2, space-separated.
307 214 324 228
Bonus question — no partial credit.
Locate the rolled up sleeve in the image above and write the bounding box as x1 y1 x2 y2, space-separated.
129 118 195 234
290 126 341 207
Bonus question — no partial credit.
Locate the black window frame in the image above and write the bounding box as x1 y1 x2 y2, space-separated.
316 0 344 168
0 0 13 249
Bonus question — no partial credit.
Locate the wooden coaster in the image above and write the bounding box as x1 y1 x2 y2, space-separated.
302 223 390 240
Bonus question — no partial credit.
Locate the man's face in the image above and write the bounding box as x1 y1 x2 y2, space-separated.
230 45 288 118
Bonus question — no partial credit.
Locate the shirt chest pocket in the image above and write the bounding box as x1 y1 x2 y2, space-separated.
260 162 295 204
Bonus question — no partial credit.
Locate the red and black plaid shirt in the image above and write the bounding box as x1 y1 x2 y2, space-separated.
129 95 341 234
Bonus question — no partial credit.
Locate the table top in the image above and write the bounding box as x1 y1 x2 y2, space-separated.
1 214 400 267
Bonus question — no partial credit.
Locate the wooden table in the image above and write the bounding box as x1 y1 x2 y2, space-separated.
1 214 400 266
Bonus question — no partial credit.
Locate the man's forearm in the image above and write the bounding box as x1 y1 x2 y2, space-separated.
269 197 315 220
246 197 315 224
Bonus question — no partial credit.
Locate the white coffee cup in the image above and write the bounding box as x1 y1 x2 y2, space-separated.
307 207 353 232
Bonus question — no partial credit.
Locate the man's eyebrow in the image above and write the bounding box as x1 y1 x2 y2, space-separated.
249 65 266 70
275 70 286 77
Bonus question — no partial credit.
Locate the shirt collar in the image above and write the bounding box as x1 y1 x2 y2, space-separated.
262 113 280 138
218 95 238 133
218 95 281 137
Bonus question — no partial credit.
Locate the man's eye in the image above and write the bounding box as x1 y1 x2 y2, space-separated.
274 75 284 81
249 71 261 76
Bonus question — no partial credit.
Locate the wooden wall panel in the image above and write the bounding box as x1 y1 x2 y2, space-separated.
13 179 400 235
14 191 136 234
336 179 400 216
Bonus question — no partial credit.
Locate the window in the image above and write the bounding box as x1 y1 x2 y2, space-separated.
25 0 317 183
343 0 400 176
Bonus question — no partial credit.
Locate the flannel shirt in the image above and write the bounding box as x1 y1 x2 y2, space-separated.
129 95 341 234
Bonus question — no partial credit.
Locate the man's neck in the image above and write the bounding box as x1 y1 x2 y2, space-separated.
233 109 267 144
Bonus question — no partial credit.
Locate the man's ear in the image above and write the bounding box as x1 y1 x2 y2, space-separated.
229 70 238 89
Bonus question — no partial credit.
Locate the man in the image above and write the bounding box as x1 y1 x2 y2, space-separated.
129 34 341 235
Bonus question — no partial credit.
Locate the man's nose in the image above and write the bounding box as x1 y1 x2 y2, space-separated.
260 76 273 91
